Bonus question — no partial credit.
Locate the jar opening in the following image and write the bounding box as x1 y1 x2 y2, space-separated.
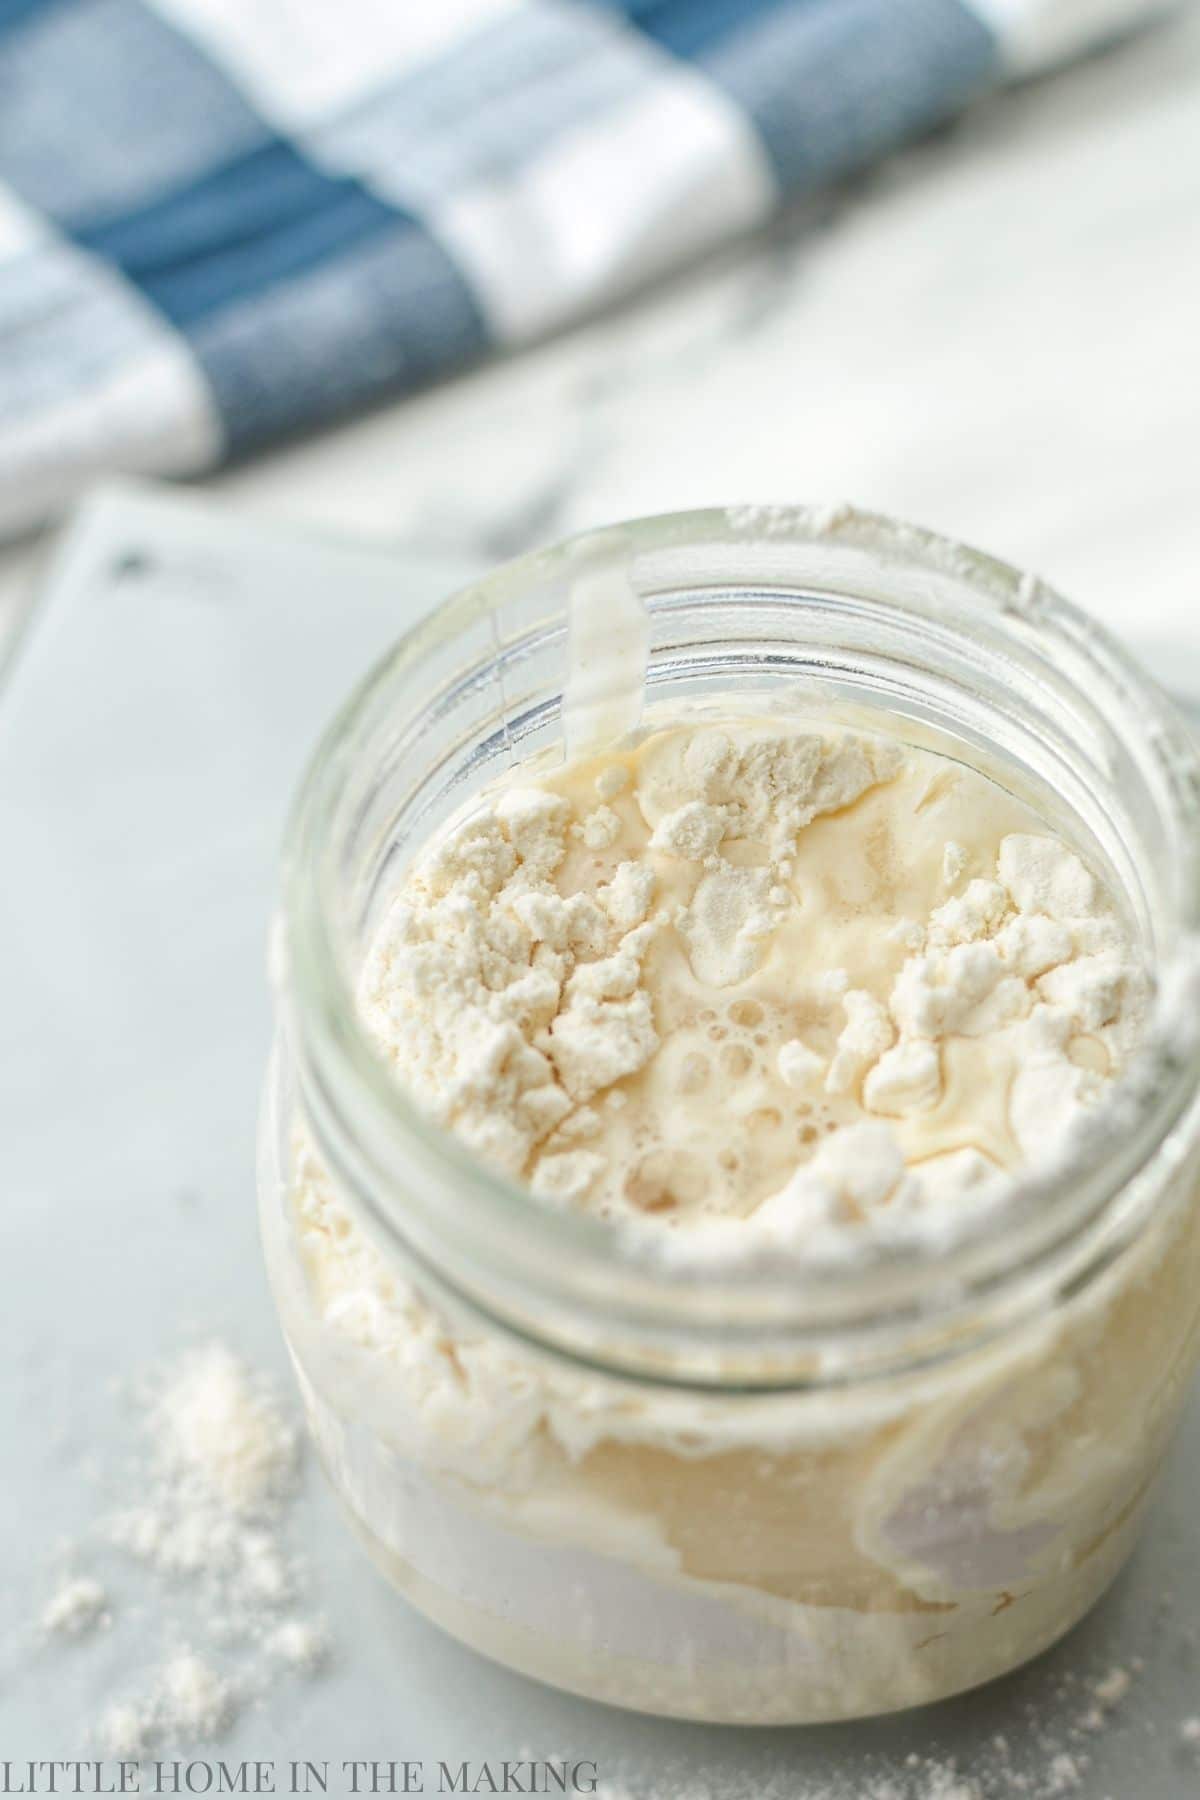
281 506 1200 1387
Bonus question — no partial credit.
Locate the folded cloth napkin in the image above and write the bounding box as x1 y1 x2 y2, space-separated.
0 0 1171 540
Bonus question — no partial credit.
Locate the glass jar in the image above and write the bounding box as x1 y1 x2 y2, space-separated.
260 506 1200 1725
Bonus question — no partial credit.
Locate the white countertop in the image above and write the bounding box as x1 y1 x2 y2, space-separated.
2 6 1198 678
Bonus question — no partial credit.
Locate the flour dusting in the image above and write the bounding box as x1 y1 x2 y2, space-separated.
33 1342 326 1753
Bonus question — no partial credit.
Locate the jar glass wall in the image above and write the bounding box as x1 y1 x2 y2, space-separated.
260 507 1200 1723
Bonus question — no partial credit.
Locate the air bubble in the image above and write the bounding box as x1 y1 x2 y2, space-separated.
729 999 764 1028
720 1044 753 1078
748 1107 782 1133
625 1149 706 1213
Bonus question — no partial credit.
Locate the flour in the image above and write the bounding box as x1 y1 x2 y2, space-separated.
592 1740 1099 1800
156 1342 297 1515
531 1148 607 1203
360 789 659 1177
1075 1655 1142 1739
99 1650 231 1756
34 1343 326 1754
98 1703 152 1760
41 1574 109 1639
111 1344 297 1580
839 828 1144 1199
863 1037 941 1115
998 835 1097 918
942 841 969 885
634 723 901 860
751 1122 908 1239
578 805 623 850
649 799 728 860
1041 1753 1083 1795
266 1617 327 1671
591 1662 1144 1800
777 1038 825 1089
826 989 895 1094
158 1650 232 1737
548 927 660 1100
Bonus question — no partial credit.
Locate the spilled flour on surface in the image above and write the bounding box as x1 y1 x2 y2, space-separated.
588 1653 1152 1800
109 1342 297 1581
31 1342 327 1753
41 1574 110 1640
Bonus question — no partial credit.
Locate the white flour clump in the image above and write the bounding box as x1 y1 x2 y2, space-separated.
98 1649 231 1756
880 834 1144 1170
41 1574 109 1639
111 1343 298 1583
159 1650 232 1737
360 788 660 1180
633 723 901 863
158 1343 296 1513
98 1701 152 1759
266 1617 327 1671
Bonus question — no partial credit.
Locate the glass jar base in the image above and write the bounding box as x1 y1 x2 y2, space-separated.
324 1440 1146 1727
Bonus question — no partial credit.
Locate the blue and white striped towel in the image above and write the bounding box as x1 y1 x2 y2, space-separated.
0 0 1170 540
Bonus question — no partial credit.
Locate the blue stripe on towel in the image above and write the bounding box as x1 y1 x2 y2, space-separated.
0 0 63 37
610 0 999 186
595 0 799 60
187 215 487 457
73 141 401 328
0 0 267 223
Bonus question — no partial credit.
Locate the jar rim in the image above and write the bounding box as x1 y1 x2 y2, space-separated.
280 504 1200 1385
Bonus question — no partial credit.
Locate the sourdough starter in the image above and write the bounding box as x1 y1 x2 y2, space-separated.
276 716 1192 1723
